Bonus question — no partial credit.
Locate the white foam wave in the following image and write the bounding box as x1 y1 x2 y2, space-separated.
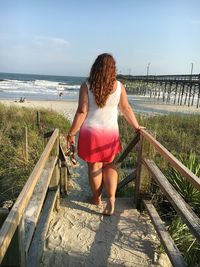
0 78 80 96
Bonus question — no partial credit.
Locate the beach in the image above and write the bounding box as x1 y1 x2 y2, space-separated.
0 99 78 121
0 72 200 117
0 98 200 122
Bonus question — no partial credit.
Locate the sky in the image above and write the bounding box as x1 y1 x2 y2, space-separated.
0 0 200 76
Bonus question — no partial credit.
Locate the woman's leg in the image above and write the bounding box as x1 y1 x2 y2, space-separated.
102 163 118 215
87 162 103 205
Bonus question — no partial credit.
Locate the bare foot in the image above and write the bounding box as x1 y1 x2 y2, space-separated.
87 196 102 206
103 198 115 216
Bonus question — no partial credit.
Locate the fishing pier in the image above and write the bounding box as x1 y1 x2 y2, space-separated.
119 74 200 108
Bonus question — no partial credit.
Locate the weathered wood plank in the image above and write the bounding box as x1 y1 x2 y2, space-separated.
143 158 200 244
0 129 59 264
59 144 66 162
18 216 26 267
143 200 187 267
27 187 59 267
140 129 200 191
24 156 57 253
135 134 144 209
59 144 70 194
114 133 140 165
117 169 137 192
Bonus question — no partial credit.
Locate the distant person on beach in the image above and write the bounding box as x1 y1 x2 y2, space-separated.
19 97 26 103
59 92 63 100
67 53 142 215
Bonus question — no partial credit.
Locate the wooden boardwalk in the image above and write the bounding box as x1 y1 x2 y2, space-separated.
38 156 160 267
1 128 200 267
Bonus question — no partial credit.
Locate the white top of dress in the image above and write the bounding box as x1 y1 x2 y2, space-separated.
83 80 121 131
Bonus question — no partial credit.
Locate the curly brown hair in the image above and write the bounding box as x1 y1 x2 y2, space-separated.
88 53 116 108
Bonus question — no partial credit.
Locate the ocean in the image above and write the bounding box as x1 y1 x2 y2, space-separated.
0 72 196 115
0 72 85 101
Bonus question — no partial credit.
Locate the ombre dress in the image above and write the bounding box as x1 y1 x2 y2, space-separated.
78 81 122 163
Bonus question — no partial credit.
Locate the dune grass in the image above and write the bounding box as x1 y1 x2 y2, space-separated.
0 103 70 206
118 113 200 266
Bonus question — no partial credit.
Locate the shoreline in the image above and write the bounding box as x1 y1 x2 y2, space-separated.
0 98 200 122
0 99 78 121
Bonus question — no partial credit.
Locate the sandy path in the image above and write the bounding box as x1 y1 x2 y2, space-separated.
41 199 159 267
40 158 171 267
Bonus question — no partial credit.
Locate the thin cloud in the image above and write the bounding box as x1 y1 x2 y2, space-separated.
33 35 70 48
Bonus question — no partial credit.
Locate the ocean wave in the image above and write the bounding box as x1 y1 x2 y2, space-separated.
0 78 80 96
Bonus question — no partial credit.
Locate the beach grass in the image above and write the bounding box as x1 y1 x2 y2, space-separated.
118 113 200 266
0 103 70 206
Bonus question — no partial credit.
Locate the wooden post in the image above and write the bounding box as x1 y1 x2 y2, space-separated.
173 82 178 104
60 161 68 195
191 85 196 106
184 84 189 105
135 134 144 210
188 84 192 106
25 126 28 162
167 83 172 103
197 84 200 108
157 83 161 102
163 82 167 102
180 84 185 106
135 133 154 210
36 111 40 128
0 216 26 267
49 137 60 190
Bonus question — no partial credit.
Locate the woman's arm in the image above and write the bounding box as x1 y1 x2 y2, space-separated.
119 83 140 132
67 82 88 145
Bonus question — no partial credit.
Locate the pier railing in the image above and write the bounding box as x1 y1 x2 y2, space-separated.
0 129 68 267
115 128 200 267
118 74 200 83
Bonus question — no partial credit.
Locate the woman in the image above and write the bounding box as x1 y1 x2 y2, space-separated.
67 53 141 215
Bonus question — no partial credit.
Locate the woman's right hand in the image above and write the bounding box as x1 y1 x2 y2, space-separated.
66 133 76 148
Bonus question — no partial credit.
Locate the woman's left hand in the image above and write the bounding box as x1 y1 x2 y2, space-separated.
135 126 146 133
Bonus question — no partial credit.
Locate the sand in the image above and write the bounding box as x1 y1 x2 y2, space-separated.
41 158 171 267
0 96 200 124
142 102 200 115
0 98 199 122
0 99 78 121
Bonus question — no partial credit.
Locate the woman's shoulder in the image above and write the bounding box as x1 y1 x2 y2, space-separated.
116 80 125 92
117 80 124 86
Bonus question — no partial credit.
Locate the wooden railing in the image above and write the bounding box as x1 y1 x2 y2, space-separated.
0 129 68 267
116 129 200 267
1 127 199 267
